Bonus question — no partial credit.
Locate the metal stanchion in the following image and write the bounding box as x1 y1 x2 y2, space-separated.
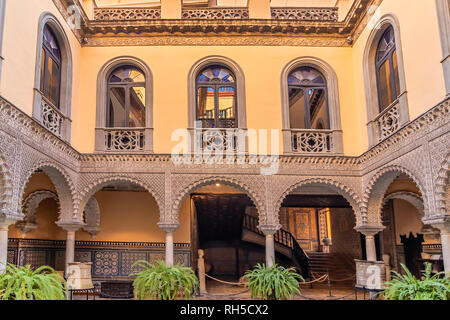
326 269 334 298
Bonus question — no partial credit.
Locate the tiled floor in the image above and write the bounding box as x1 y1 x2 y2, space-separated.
73 280 369 300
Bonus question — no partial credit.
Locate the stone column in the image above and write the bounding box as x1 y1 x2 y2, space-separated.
0 222 10 273
430 221 450 275
58 223 82 276
260 225 279 268
158 223 180 266
356 226 384 262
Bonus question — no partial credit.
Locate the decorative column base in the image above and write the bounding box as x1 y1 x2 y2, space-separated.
158 223 180 266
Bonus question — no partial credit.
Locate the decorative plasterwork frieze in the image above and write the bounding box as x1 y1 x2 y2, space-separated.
53 0 380 47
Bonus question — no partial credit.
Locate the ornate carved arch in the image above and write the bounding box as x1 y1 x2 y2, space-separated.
274 177 363 226
77 175 163 223
19 161 76 222
363 165 428 226
0 151 14 220
171 175 265 226
17 190 59 234
435 152 450 215
382 191 424 216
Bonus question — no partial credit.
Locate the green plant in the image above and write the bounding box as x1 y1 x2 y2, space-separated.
382 263 450 300
131 260 199 300
243 264 304 300
0 264 66 300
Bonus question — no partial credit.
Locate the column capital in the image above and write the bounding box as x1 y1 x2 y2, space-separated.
158 222 180 233
258 224 281 236
56 221 83 233
0 208 24 225
355 225 385 237
423 216 450 233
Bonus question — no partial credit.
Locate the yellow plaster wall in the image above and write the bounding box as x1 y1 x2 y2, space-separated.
352 0 446 151
0 0 81 126
0 0 446 157
75 45 358 155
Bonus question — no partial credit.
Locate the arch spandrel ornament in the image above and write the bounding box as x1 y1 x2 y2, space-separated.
170 174 267 226
17 190 59 234
18 160 77 223
271 176 363 227
76 174 165 223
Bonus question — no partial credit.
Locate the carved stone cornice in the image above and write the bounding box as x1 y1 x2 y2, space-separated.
53 0 380 47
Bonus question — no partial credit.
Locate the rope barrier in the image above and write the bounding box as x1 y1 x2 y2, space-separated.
299 274 328 285
204 273 247 287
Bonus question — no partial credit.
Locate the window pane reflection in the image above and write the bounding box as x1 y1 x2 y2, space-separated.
289 88 306 129
218 87 235 120
378 60 393 110
108 87 126 127
129 87 145 127
197 87 215 120
307 89 329 130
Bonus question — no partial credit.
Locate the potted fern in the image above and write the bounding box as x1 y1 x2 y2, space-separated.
243 264 304 300
0 264 66 300
381 263 450 300
131 260 199 300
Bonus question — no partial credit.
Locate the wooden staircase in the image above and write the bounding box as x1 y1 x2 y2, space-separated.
307 252 356 287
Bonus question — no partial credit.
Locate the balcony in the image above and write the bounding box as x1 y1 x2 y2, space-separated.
368 98 409 144
191 128 247 154
92 4 337 22
284 129 343 155
95 128 153 153
182 7 249 20
270 7 338 22
33 90 71 141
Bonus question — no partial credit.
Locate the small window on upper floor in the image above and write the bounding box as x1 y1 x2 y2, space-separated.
40 25 62 109
375 26 401 112
107 65 146 128
196 64 237 129
288 66 330 130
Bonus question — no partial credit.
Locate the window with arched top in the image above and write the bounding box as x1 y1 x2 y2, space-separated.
363 15 409 147
33 13 73 142
96 57 153 153
375 26 401 112
281 58 342 155
288 66 330 130
107 65 146 128
40 25 62 109
196 65 237 129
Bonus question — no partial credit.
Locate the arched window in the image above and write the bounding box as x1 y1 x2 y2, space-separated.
375 26 401 111
196 65 237 129
33 13 73 142
107 65 146 128
288 66 330 130
96 56 153 153
363 15 409 146
40 25 62 109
